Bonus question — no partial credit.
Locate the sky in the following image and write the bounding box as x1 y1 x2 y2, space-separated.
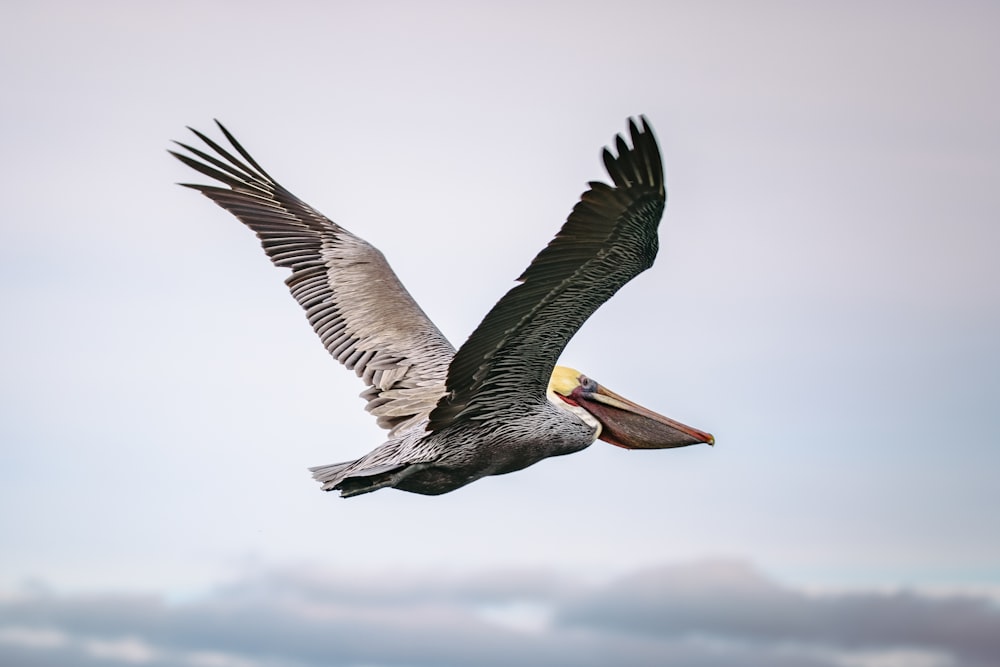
2 1 999 665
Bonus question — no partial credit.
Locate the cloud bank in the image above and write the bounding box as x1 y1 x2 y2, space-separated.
1 560 997 667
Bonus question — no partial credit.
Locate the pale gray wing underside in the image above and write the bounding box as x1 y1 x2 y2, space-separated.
171 123 455 434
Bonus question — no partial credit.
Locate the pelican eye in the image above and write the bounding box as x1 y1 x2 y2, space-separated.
578 375 598 393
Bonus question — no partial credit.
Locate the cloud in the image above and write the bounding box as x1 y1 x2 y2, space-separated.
1 561 997 667
559 560 1000 665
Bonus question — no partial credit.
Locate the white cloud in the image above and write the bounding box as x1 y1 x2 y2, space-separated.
823 647 955 667
84 636 157 663
0 625 69 649
475 601 553 633
184 650 263 667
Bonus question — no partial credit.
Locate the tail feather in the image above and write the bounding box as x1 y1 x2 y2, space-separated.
310 431 431 497
309 460 426 498
309 461 359 491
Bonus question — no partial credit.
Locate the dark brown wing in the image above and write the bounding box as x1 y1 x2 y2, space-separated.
428 117 665 431
171 122 455 435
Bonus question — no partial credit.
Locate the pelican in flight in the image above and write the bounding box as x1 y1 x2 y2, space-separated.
171 117 713 497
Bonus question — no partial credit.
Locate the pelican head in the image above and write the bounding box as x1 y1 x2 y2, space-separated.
548 366 714 449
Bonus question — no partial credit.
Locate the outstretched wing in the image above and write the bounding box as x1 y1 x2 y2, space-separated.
428 117 665 431
171 122 455 435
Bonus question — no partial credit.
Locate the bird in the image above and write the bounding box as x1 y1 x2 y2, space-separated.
170 117 713 498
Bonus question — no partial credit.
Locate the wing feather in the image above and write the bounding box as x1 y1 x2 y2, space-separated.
171 122 455 434
428 117 665 431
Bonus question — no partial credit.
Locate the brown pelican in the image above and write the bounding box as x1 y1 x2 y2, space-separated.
171 117 713 497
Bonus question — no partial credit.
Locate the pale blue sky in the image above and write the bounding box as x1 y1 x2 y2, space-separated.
1 1 999 664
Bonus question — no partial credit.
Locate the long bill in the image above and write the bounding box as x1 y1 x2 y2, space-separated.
578 383 715 450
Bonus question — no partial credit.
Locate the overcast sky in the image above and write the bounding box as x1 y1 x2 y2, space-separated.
2 1 999 664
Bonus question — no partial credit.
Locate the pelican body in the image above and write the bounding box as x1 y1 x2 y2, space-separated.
172 117 713 497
